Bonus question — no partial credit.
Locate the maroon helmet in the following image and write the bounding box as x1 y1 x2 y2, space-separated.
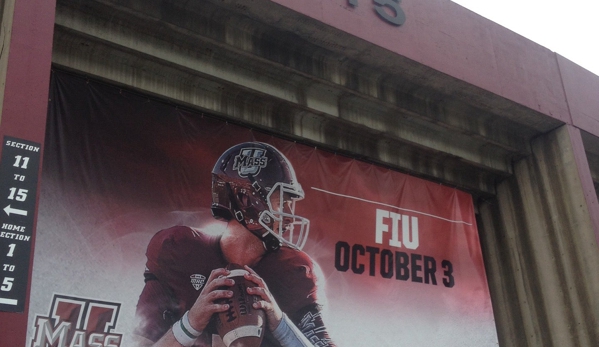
211 142 309 251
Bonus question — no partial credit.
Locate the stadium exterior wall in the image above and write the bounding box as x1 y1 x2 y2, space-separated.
1 0 599 346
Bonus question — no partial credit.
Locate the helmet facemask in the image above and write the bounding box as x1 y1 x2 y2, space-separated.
258 182 310 251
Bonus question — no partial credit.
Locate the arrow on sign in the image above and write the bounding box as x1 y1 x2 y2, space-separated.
4 205 27 216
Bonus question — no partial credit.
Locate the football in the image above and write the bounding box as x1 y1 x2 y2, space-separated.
215 263 266 347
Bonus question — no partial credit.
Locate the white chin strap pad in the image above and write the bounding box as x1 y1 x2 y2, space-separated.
226 269 249 278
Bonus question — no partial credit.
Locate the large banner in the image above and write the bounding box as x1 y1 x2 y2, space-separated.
25 71 498 346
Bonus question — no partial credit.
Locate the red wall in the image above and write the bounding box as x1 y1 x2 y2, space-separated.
559 55 599 137
0 0 56 345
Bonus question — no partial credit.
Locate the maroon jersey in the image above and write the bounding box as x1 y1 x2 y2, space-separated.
135 226 325 346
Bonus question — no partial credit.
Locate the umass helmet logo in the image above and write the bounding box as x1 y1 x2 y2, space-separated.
233 148 268 177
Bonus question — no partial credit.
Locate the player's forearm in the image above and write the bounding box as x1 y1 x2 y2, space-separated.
153 311 203 347
272 314 314 347
152 328 200 347
151 329 179 347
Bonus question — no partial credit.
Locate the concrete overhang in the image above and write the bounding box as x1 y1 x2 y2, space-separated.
53 0 590 197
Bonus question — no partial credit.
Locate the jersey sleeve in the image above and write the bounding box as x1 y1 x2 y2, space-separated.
134 274 180 342
145 226 199 282
135 226 206 342
292 303 337 347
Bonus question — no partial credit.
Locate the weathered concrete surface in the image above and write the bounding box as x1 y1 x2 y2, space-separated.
252 0 580 126
51 0 570 197
480 125 599 346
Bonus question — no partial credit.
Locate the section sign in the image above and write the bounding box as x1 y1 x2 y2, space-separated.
0 137 41 313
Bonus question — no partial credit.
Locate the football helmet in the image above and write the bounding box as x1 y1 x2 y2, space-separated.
211 142 310 251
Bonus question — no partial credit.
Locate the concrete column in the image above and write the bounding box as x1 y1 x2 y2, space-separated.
479 124 599 346
0 0 55 346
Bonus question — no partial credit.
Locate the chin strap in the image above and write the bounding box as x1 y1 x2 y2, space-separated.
259 230 282 252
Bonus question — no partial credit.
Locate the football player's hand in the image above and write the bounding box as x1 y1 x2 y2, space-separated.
187 268 235 332
244 265 284 332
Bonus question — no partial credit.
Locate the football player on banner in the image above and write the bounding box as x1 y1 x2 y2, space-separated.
134 142 336 347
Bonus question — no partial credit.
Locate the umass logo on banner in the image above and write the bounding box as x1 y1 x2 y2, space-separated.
30 294 122 347
233 148 268 177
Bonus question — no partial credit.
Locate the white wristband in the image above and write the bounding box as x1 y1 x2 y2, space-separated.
172 311 202 346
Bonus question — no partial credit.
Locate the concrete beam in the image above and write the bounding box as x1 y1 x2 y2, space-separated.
52 0 547 195
53 27 501 195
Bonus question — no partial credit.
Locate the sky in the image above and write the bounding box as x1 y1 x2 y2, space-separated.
451 0 599 77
